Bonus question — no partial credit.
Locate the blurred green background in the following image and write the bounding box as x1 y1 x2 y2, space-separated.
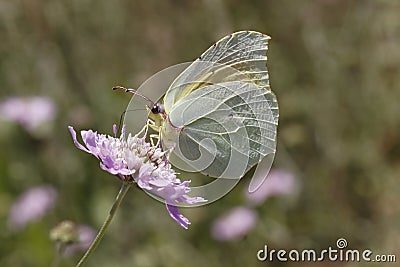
0 0 399 266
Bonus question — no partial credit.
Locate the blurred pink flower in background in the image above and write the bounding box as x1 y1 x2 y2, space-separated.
63 225 96 255
245 169 299 206
8 185 57 230
0 96 56 130
211 207 258 241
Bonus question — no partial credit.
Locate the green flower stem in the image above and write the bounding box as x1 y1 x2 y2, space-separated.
76 183 131 267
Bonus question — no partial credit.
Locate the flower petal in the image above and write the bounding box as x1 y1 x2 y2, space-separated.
136 177 153 190
68 126 91 154
166 203 190 229
81 130 97 151
113 124 118 136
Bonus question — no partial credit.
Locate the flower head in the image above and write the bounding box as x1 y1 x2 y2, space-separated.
50 220 96 255
8 185 57 231
64 224 96 255
0 96 56 131
211 206 258 241
245 169 299 206
69 125 206 229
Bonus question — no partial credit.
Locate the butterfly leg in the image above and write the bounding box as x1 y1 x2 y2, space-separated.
135 123 149 138
146 118 161 132
149 133 161 147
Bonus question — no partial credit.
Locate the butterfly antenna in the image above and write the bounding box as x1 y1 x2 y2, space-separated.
113 86 154 105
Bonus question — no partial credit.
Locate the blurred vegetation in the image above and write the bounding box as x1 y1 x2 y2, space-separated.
1 0 399 266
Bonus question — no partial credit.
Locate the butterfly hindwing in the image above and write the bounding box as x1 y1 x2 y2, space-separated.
166 81 277 178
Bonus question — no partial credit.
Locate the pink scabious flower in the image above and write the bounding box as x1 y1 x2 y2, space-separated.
8 185 57 231
211 206 258 241
64 224 97 255
245 169 298 206
68 125 206 229
0 96 56 130
50 220 96 255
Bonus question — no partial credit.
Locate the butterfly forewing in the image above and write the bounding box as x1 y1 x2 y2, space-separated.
164 31 273 113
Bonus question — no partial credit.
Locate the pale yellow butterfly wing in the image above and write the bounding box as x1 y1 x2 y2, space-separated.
161 31 279 185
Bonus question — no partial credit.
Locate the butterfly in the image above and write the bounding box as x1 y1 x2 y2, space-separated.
115 30 279 193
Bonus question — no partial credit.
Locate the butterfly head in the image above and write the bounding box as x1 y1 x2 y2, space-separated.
150 102 165 115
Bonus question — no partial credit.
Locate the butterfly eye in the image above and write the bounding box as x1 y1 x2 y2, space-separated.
151 103 164 114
